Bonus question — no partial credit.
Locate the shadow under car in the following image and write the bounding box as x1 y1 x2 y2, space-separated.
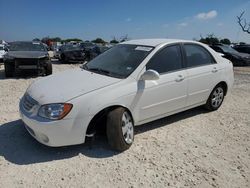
0 107 207 165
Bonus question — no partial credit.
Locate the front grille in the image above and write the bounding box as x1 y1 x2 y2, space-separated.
16 58 38 66
22 94 38 112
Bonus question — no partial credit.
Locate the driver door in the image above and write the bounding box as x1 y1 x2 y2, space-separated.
136 44 188 123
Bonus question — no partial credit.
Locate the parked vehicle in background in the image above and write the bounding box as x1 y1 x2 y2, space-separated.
3 41 52 77
97 44 111 53
51 43 62 59
79 42 101 61
19 39 234 151
233 44 250 55
0 44 7 62
59 42 102 63
68 41 80 45
59 44 87 63
53 46 61 59
210 44 250 66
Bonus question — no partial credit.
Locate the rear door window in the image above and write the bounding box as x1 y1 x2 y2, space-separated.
184 44 215 68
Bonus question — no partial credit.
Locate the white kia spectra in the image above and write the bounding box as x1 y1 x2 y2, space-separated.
19 39 234 151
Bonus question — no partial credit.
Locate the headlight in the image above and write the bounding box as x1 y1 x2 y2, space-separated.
38 103 73 120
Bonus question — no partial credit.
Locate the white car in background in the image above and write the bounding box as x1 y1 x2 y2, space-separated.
19 39 234 151
0 44 7 62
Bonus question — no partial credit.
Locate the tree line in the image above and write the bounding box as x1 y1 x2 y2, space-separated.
33 35 129 45
33 12 249 46
198 34 231 45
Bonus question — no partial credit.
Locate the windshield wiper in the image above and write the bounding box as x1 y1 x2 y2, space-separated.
88 67 112 75
81 64 124 79
87 67 124 79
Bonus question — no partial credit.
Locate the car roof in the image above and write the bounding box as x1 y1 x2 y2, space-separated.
122 38 195 47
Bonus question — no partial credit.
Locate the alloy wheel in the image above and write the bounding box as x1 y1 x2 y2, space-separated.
121 111 134 144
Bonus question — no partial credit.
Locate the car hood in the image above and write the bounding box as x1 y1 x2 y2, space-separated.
27 68 121 104
6 51 48 59
228 51 250 58
237 52 250 58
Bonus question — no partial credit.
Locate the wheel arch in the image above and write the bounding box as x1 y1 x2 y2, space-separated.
86 104 134 136
215 81 228 96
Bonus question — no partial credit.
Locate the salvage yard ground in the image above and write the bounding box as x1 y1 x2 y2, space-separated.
0 62 249 187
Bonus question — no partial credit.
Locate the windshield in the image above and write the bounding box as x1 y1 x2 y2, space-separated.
83 44 153 78
80 42 95 48
9 42 46 51
220 45 239 54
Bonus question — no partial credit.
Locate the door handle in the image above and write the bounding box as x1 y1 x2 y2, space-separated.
212 67 218 73
175 75 185 82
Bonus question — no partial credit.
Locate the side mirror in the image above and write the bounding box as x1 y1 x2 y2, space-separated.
140 69 160 81
218 52 225 57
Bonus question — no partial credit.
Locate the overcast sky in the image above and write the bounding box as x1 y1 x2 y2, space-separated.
0 0 250 43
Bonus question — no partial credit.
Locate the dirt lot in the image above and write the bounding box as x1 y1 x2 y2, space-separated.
0 62 249 188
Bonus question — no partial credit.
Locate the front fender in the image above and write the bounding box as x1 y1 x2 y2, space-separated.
67 77 139 128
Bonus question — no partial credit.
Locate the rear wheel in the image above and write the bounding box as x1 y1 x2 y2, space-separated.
4 62 15 78
107 107 134 151
205 85 225 111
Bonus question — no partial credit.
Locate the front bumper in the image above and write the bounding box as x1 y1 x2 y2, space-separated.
19 99 88 147
15 58 48 70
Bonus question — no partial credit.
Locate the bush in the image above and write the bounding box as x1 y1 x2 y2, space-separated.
92 38 106 44
220 38 231 45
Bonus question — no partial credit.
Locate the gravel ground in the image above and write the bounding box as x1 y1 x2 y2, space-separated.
0 62 249 188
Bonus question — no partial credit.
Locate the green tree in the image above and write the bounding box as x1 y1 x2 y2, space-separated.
199 34 219 45
92 38 106 44
220 38 231 45
50 37 62 42
110 39 119 44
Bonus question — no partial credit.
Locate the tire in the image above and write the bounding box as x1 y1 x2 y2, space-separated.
205 84 225 111
4 62 14 78
61 54 68 63
45 62 52 75
107 107 134 151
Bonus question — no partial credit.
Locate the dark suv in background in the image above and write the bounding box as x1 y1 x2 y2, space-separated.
59 42 102 63
3 41 52 77
210 44 250 66
233 44 250 55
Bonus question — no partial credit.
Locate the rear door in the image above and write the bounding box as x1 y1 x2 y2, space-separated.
183 44 221 107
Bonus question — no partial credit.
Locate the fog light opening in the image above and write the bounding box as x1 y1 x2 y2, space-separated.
40 134 49 143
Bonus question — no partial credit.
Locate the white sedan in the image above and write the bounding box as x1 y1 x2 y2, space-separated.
19 39 234 151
